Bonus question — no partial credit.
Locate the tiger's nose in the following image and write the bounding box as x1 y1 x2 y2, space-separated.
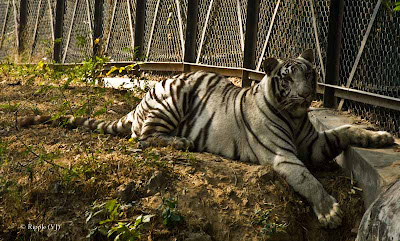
299 89 312 99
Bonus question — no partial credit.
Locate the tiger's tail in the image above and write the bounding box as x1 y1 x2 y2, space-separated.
17 115 132 136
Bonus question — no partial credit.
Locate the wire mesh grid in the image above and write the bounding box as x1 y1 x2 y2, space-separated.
255 0 279 70
103 0 136 62
23 0 56 61
313 0 330 77
340 0 400 137
145 0 187 62
143 0 157 61
0 0 18 60
62 0 94 63
196 0 247 67
257 0 327 81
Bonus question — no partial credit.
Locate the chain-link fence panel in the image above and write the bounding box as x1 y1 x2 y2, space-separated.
0 0 19 61
22 0 56 62
257 0 328 81
143 0 157 61
339 0 374 86
255 0 279 71
145 0 187 62
340 0 400 137
313 0 330 79
196 0 247 67
103 0 136 62
61 0 94 63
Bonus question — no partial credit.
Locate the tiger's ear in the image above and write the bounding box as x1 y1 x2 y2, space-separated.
263 57 280 76
300 49 314 64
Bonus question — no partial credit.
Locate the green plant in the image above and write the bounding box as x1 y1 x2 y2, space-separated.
107 214 154 241
100 199 124 224
0 102 20 113
106 62 142 78
394 1 400 11
86 199 154 241
160 197 183 228
383 0 400 13
76 56 109 84
253 209 288 237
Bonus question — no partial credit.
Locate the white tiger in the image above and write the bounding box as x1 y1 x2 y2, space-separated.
18 49 394 228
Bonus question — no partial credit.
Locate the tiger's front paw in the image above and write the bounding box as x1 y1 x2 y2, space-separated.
312 196 343 229
366 131 394 148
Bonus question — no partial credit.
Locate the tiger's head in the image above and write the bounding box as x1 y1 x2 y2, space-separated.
263 49 317 118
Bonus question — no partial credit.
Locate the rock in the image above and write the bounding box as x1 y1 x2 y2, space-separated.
145 171 167 195
118 181 139 203
185 232 212 241
356 178 400 241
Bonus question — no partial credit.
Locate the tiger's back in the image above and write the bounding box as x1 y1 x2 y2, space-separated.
130 71 259 162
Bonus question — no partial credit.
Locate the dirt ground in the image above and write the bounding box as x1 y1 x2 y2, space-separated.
0 70 365 241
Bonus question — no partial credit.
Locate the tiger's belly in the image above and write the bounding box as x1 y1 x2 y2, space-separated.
177 107 260 164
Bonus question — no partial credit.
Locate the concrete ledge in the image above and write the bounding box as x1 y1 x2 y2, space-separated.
309 108 400 208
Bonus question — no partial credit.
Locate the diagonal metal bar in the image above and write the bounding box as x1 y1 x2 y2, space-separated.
196 0 214 63
175 0 185 61
338 0 382 110
309 0 325 82
105 0 117 53
62 0 79 63
85 0 93 50
30 0 43 58
47 0 55 41
0 0 10 49
236 0 244 52
146 0 161 60
12 0 19 52
126 0 135 56
256 0 280 71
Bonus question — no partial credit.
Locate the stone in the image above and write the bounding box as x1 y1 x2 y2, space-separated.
118 181 139 203
356 178 400 241
145 171 167 195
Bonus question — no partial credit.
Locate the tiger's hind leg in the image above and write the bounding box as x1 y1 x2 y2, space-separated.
137 115 194 151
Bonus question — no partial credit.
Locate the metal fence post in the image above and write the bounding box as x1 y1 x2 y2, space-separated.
18 0 27 56
184 0 199 71
53 0 65 62
93 0 104 58
242 0 260 87
11 0 19 59
323 0 344 108
134 0 146 60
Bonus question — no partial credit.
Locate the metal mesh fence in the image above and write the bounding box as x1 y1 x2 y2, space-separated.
313 0 330 77
340 0 400 137
195 0 247 67
103 0 137 62
145 0 187 62
61 0 94 63
22 0 56 61
143 0 158 61
0 0 19 60
256 0 330 82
